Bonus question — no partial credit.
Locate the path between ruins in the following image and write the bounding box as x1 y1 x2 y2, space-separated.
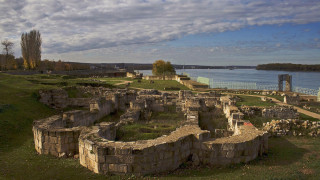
114 80 133 86
224 93 320 120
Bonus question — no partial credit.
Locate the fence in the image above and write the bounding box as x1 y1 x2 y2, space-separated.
191 76 319 96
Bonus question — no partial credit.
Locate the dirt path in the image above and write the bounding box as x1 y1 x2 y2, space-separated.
224 93 320 120
114 81 133 86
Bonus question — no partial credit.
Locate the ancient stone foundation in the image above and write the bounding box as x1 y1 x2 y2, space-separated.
239 105 299 119
33 88 268 175
264 119 320 137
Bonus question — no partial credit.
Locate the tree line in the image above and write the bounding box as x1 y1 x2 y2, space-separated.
1 30 90 71
256 63 320 72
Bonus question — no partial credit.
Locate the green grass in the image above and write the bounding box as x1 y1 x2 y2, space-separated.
299 113 320 121
64 86 93 98
118 79 190 91
151 107 184 121
0 73 57 152
244 115 277 128
199 108 228 135
116 108 183 141
95 111 124 123
236 95 276 107
266 95 284 102
115 121 179 142
161 136 320 180
299 102 320 114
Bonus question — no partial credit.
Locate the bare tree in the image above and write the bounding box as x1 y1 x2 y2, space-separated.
21 30 42 69
1 40 14 70
1 40 14 56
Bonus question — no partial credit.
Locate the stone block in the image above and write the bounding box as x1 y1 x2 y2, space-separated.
118 155 134 164
105 155 119 164
96 155 105 163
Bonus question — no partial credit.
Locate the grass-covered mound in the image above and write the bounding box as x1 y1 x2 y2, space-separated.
117 79 190 91
116 107 184 142
236 95 275 107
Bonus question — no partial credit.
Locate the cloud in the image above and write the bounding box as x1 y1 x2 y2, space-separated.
0 0 320 56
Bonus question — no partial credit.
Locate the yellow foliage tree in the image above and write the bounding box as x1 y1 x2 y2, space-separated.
152 60 176 76
21 30 42 70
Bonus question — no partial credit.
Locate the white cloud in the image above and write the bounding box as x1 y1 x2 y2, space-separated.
0 0 320 57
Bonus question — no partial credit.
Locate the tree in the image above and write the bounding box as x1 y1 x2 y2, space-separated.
21 30 42 69
2 40 14 56
1 40 16 70
152 60 176 76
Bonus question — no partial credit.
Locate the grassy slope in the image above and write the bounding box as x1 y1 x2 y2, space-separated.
2 73 320 179
118 79 190 91
236 95 275 107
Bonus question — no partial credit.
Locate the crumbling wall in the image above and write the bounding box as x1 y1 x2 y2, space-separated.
39 89 69 109
32 99 116 157
32 115 83 157
262 106 298 119
264 119 320 137
79 123 267 175
34 89 269 176
284 94 300 105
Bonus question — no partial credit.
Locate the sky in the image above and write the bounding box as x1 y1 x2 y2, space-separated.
0 0 320 66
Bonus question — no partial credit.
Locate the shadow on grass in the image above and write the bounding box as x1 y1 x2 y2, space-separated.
263 137 308 166
157 137 308 178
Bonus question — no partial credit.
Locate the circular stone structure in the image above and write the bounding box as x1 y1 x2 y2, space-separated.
33 88 268 176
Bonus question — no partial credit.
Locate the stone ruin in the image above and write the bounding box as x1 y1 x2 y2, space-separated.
239 105 299 119
33 88 268 176
264 119 320 137
284 94 300 105
278 74 292 92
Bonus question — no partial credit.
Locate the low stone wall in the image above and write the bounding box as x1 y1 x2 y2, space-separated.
32 99 116 157
262 106 298 119
39 89 69 109
263 119 320 137
32 115 83 157
284 94 300 105
34 89 269 176
79 123 267 175
239 105 299 119
38 87 120 109
78 91 268 175
179 80 209 90
142 75 176 80
79 125 210 174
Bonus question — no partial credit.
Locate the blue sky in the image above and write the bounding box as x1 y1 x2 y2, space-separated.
1 0 320 65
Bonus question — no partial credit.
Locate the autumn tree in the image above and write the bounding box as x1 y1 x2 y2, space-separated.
21 30 42 69
152 60 176 76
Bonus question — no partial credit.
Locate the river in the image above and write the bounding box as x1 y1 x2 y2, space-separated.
137 69 320 95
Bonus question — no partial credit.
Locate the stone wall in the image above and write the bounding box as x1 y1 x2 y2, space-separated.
262 106 298 119
33 98 116 157
239 105 299 119
142 75 176 80
284 94 300 105
264 119 320 137
77 90 267 175
32 115 83 157
34 88 268 176
39 87 116 109
39 89 69 109
79 123 267 175
179 79 209 90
